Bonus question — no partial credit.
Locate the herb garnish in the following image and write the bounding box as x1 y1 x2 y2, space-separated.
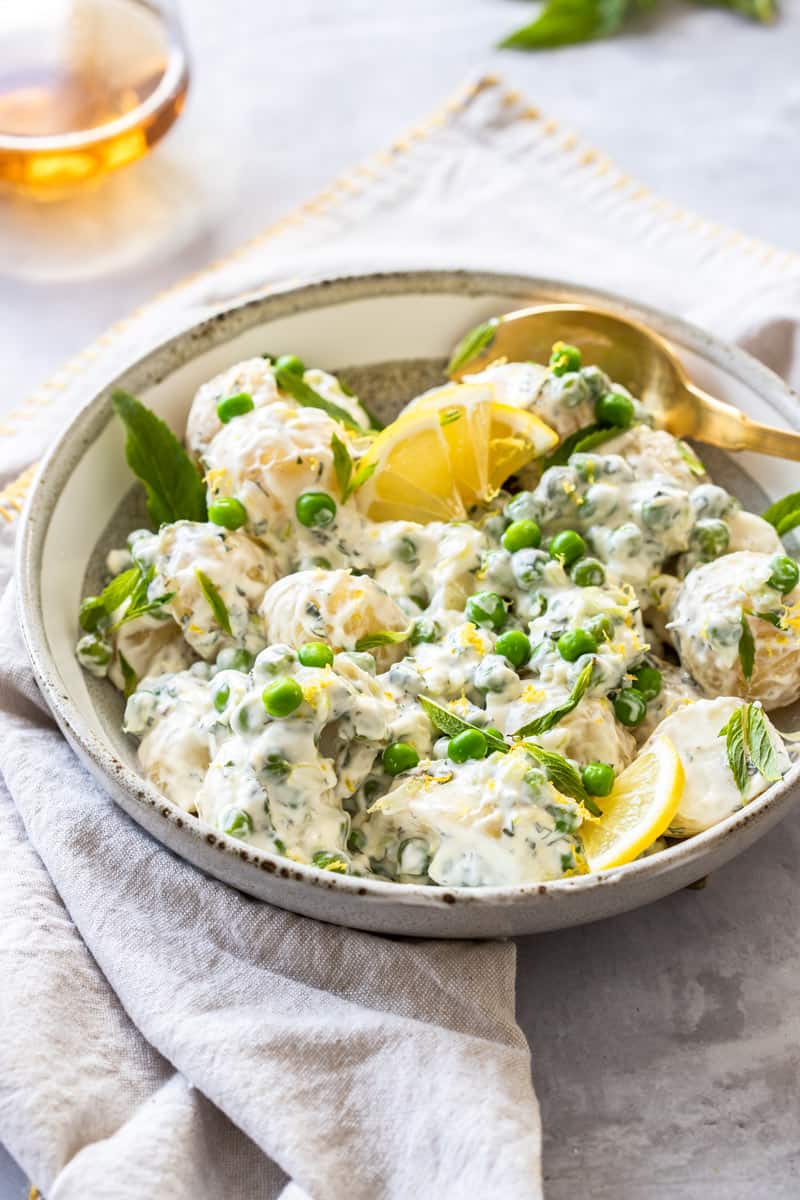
275 365 365 433
510 661 593 738
195 569 232 636
112 390 207 527
500 0 776 53
355 628 412 652
446 318 499 376
543 423 619 468
737 613 756 681
762 490 800 538
719 702 783 794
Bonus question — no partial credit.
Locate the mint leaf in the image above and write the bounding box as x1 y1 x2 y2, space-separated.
511 662 593 738
99 567 142 617
446 318 498 376
348 458 378 497
331 433 353 500
418 696 509 754
748 703 783 783
112 391 207 528
195 569 232 636
355 627 412 652
543 423 619 468
677 440 707 478
522 742 591 807
118 651 138 699
500 0 632 50
689 0 775 21
721 705 749 794
106 564 174 632
275 366 365 432
738 613 756 681
761 490 800 537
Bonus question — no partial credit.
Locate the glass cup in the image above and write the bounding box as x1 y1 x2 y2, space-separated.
0 0 189 195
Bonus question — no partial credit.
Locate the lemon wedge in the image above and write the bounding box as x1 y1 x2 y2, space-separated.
356 383 557 522
580 736 685 871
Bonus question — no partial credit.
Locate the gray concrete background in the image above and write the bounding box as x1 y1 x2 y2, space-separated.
2 0 799 1195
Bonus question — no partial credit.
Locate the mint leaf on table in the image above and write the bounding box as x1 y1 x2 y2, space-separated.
500 0 633 50
274 366 365 433
761 491 800 537
112 390 207 528
511 662 593 738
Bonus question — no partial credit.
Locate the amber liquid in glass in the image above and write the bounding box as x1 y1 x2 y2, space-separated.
0 0 188 193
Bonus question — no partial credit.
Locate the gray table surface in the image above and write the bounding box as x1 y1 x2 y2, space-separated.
2 1 799 1196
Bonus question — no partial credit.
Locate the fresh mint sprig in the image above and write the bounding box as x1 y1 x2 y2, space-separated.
112 390 207 528
500 0 776 52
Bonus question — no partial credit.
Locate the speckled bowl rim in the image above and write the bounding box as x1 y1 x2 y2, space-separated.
16 269 800 913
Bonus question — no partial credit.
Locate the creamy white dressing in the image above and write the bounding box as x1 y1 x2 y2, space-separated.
75 354 799 886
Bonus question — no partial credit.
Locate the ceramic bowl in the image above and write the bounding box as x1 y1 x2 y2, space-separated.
17 270 800 937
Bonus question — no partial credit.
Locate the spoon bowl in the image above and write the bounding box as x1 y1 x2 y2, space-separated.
448 303 800 461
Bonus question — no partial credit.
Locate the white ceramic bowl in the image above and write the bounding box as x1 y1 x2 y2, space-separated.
17 270 800 937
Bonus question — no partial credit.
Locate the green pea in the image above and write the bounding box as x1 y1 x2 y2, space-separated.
217 646 254 673
208 497 247 530
347 828 367 854
78 635 112 666
262 675 304 718
295 491 337 528
549 341 582 376
571 557 606 587
216 392 254 423
632 664 662 702
298 641 334 668
767 554 799 595
410 617 439 645
222 808 254 838
495 629 531 668
274 354 306 376
312 849 349 873
549 529 586 566
582 762 615 797
397 837 431 876
614 688 647 727
586 613 614 643
595 391 634 429
213 682 230 713
448 728 488 763
79 595 106 633
557 628 598 662
484 726 504 741
502 519 541 553
691 518 730 561
382 742 420 775
395 536 418 564
466 591 507 632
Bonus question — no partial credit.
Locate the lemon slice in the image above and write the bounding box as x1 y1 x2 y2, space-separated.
357 383 557 522
580 736 685 871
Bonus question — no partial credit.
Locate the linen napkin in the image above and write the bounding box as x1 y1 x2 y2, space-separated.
2 75 800 1200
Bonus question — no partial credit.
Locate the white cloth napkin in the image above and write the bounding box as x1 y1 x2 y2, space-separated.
1 76 800 1200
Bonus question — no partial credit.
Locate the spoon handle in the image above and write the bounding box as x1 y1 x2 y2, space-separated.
668 383 800 462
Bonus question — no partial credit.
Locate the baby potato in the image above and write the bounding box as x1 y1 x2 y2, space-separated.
602 426 705 491
644 697 790 836
670 550 800 709
260 568 410 669
186 357 281 460
203 402 352 543
150 520 276 660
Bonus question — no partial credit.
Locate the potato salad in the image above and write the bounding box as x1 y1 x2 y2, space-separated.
75 342 800 888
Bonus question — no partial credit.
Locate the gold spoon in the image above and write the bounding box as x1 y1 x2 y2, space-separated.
447 303 800 461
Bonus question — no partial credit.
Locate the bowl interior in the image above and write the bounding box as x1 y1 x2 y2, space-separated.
21 271 800 936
